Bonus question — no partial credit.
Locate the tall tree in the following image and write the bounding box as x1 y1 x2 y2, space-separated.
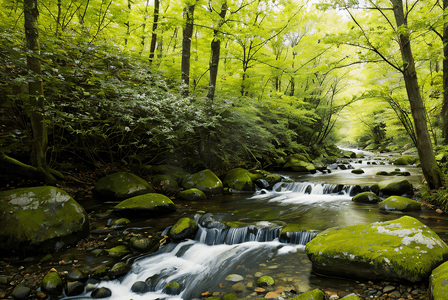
181 1 196 95
149 0 160 63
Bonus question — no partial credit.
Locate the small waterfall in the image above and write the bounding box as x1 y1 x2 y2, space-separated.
271 182 362 196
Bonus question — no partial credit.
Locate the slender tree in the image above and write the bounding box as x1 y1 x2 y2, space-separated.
149 0 160 63
181 1 195 95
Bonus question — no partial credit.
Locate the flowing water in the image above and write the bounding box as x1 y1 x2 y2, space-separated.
68 149 448 300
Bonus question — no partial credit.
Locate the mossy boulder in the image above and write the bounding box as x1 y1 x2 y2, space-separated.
130 237 159 253
169 217 198 241
430 261 448 300
105 245 130 257
352 192 381 204
41 271 63 295
114 193 176 215
379 179 413 196
163 282 182 295
351 169 364 174
305 216 448 282
222 168 262 191
109 262 131 278
178 188 206 201
291 289 326 300
378 196 421 212
342 150 357 159
283 154 316 173
0 186 89 255
257 276 274 287
393 156 419 165
181 169 223 194
94 172 155 200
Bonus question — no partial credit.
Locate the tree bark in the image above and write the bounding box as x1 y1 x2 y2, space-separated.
442 0 448 144
207 1 227 101
391 0 443 189
149 0 159 63
181 3 195 96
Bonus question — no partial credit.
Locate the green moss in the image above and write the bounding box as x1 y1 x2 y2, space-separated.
222 168 256 191
280 224 307 236
181 169 223 194
222 293 239 300
393 156 419 165
283 154 316 172
430 261 448 300
351 169 364 174
105 245 129 257
305 216 448 282
291 289 325 300
379 179 413 195
352 192 380 204
340 295 361 300
178 188 206 201
257 276 274 287
114 193 175 212
378 196 421 212
41 272 63 294
94 172 154 199
170 217 197 235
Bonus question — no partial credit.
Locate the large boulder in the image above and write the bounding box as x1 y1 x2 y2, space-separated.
0 186 89 255
169 217 198 241
352 192 380 204
430 261 448 300
378 196 421 212
283 154 316 173
177 188 206 201
151 174 180 195
114 193 176 215
94 172 155 200
181 169 223 194
291 289 326 300
393 156 419 165
222 168 262 192
305 216 448 282
379 179 413 196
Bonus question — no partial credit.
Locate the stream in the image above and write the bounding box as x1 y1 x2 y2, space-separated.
68 149 448 299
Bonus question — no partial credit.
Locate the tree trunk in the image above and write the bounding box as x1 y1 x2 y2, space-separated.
181 3 195 96
207 1 227 101
442 0 448 144
149 0 159 63
392 0 443 189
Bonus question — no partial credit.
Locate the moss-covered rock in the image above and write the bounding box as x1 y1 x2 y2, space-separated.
105 245 130 257
351 169 364 174
340 295 361 300
430 261 448 300
352 192 381 204
109 262 131 278
279 224 313 243
0 186 89 255
178 188 206 201
257 276 274 287
114 193 176 214
305 216 448 282
94 172 155 200
393 156 419 165
169 217 198 241
41 271 63 295
181 169 223 194
379 179 413 196
222 168 262 191
152 174 180 194
130 237 159 253
163 282 182 295
291 289 326 300
378 196 421 212
342 150 357 159
283 154 316 173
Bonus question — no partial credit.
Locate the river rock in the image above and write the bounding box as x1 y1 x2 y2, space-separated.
257 276 274 287
65 281 85 296
351 169 364 174
379 179 413 196
41 271 63 295
181 169 223 194
152 174 180 194
130 237 159 253
11 284 31 299
352 192 380 204
283 154 316 173
305 216 448 282
105 245 130 257
430 261 448 300
378 196 421 212
143 164 189 181
291 289 325 300
0 186 89 255
66 268 88 282
222 168 262 191
340 295 361 300
169 217 198 240
163 282 182 295
178 188 206 201
393 156 419 165
91 287 112 298
94 172 155 200
109 262 131 278
226 274 244 282
114 193 176 215
131 281 148 293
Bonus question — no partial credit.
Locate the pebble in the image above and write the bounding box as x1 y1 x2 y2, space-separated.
225 274 244 282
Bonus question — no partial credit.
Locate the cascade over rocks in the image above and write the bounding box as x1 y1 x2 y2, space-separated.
0 186 89 255
306 216 448 282
181 169 223 194
94 172 155 200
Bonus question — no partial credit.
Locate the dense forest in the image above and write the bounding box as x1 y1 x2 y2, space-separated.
1 0 448 197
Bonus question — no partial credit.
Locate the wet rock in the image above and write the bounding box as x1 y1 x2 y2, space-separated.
370 184 380 195
130 237 159 253
340 294 361 299
351 169 364 174
163 282 182 295
231 282 246 293
383 285 396 293
65 281 85 296
145 274 160 291
352 192 380 204
379 179 413 196
222 292 238 300
113 218 130 226
393 156 419 165
109 262 131 278
169 217 198 240
257 276 274 287
430 260 448 299
114 193 176 214
94 172 155 200
178 188 206 201
222 168 262 191
181 169 223 194
306 216 448 282
106 245 130 257
292 288 325 300
152 174 180 194
131 281 148 293
66 268 88 282
378 196 421 212
283 154 316 173
0 186 89 255
226 274 244 282
91 287 112 298
11 284 31 299
41 271 63 295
